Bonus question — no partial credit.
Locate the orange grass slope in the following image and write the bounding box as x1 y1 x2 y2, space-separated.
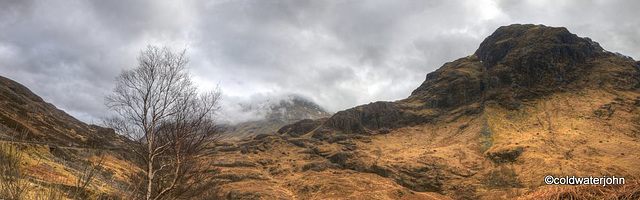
208 135 452 200
267 24 640 199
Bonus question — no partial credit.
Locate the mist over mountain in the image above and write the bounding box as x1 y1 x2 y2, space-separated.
218 94 329 125
218 94 330 140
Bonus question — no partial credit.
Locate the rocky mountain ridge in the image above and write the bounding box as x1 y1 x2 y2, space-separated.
283 24 639 142
212 24 640 199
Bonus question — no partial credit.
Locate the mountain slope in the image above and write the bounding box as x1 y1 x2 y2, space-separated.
0 76 126 147
0 75 132 198
212 24 640 199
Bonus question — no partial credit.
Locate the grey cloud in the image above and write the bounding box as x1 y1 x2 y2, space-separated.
218 92 322 125
0 0 638 124
495 0 640 59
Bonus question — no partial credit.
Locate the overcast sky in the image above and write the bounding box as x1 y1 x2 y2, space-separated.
1 0 639 124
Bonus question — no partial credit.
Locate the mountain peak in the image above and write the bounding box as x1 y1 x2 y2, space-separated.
474 24 604 67
409 24 639 112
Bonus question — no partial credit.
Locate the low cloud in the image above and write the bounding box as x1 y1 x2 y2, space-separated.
216 93 322 125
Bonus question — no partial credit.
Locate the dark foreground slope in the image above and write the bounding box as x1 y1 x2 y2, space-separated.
210 24 640 199
0 75 132 198
0 76 127 147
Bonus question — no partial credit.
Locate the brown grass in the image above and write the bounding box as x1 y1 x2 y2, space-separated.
518 179 640 200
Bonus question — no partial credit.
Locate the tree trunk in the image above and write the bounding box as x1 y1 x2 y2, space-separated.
147 142 153 200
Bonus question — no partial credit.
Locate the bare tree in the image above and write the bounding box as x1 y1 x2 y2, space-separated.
105 45 221 200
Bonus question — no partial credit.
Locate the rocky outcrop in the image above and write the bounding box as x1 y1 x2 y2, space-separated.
486 146 524 164
277 119 324 137
410 25 605 111
408 24 639 111
309 101 433 141
302 161 341 172
474 24 602 68
408 56 487 111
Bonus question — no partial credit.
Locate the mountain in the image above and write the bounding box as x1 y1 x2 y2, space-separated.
0 75 132 198
219 95 330 141
209 24 640 199
0 76 132 147
2 24 639 199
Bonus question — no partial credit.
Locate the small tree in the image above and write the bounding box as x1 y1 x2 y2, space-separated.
71 152 105 199
105 45 221 200
0 144 28 200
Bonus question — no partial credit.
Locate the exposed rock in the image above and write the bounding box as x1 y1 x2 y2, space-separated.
298 149 316 154
212 161 257 167
312 147 332 157
486 146 524 164
393 164 444 192
216 146 240 152
278 118 324 137
475 24 601 68
337 140 357 151
408 24 640 114
614 52 634 60
481 166 523 189
326 135 349 143
287 138 321 148
311 101 432 141
288 139 308 148
594 104 615 119
323 101 403 135
302 162 341 172
213 172 269 182
328 152 353 167
253 133 273 140
408 57 486 111
368 164 393 177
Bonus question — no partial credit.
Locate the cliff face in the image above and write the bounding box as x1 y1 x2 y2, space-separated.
213 24 640 199
410 24 636 110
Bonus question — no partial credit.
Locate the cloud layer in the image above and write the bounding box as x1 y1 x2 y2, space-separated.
1 0 639 123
